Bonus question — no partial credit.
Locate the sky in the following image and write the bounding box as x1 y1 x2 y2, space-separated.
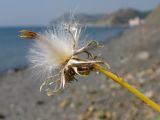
0 0 160 26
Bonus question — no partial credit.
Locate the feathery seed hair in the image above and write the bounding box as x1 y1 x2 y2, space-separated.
19 23 109 96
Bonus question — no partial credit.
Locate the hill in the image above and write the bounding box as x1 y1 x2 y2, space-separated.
50 8 151 26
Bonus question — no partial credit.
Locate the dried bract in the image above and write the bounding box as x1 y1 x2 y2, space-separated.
20 23 109 96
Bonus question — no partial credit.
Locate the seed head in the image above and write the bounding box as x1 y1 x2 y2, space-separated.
20 22 109 96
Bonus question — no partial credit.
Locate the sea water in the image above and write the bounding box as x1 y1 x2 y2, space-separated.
0 26 124 73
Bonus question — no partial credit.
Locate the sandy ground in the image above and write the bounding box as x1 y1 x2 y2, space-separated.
0 6 160 120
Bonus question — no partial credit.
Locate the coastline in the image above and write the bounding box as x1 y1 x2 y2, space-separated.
0 7 160 120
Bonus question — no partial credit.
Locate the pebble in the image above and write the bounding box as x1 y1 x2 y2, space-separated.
155 67 160 76
59 98 71 108
81 85 87 91
144 90 154 98
94 110 106 119
36 100 45 105
136 51 150 60
100 84 106 90
124 73 134 81
78 106 95 120
120 55 132 64
110 83 120 90
137 71 146 78
138 78 145 86
94 110 116 119
0 113 5 119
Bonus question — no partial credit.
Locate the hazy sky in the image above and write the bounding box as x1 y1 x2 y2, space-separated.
0 0 160 26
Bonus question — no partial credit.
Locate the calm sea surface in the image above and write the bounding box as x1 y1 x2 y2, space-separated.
0 26 124 73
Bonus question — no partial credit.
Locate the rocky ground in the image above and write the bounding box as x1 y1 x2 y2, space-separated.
0 6 160 120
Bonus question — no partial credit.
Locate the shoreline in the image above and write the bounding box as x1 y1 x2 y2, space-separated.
0 65 28 76
0 6 160 119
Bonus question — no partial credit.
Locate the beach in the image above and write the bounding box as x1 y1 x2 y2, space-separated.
0 6 160 120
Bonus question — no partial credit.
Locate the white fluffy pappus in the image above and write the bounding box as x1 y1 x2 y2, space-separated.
29 24 78 68
20 22 106 96
27 23 81 94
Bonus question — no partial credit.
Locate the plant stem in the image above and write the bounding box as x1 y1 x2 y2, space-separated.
93 63 160 112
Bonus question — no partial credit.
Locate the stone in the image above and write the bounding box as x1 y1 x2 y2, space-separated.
136 51 150 60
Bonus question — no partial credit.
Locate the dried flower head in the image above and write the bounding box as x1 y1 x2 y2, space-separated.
19 22 109 96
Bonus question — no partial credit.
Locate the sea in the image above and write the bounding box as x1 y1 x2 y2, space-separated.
0 26 124 73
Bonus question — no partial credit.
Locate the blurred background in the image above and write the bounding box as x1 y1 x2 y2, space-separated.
0 0 160 120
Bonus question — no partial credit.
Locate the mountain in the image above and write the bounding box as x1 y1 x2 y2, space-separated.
95 8 150 26
50 8 151 26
